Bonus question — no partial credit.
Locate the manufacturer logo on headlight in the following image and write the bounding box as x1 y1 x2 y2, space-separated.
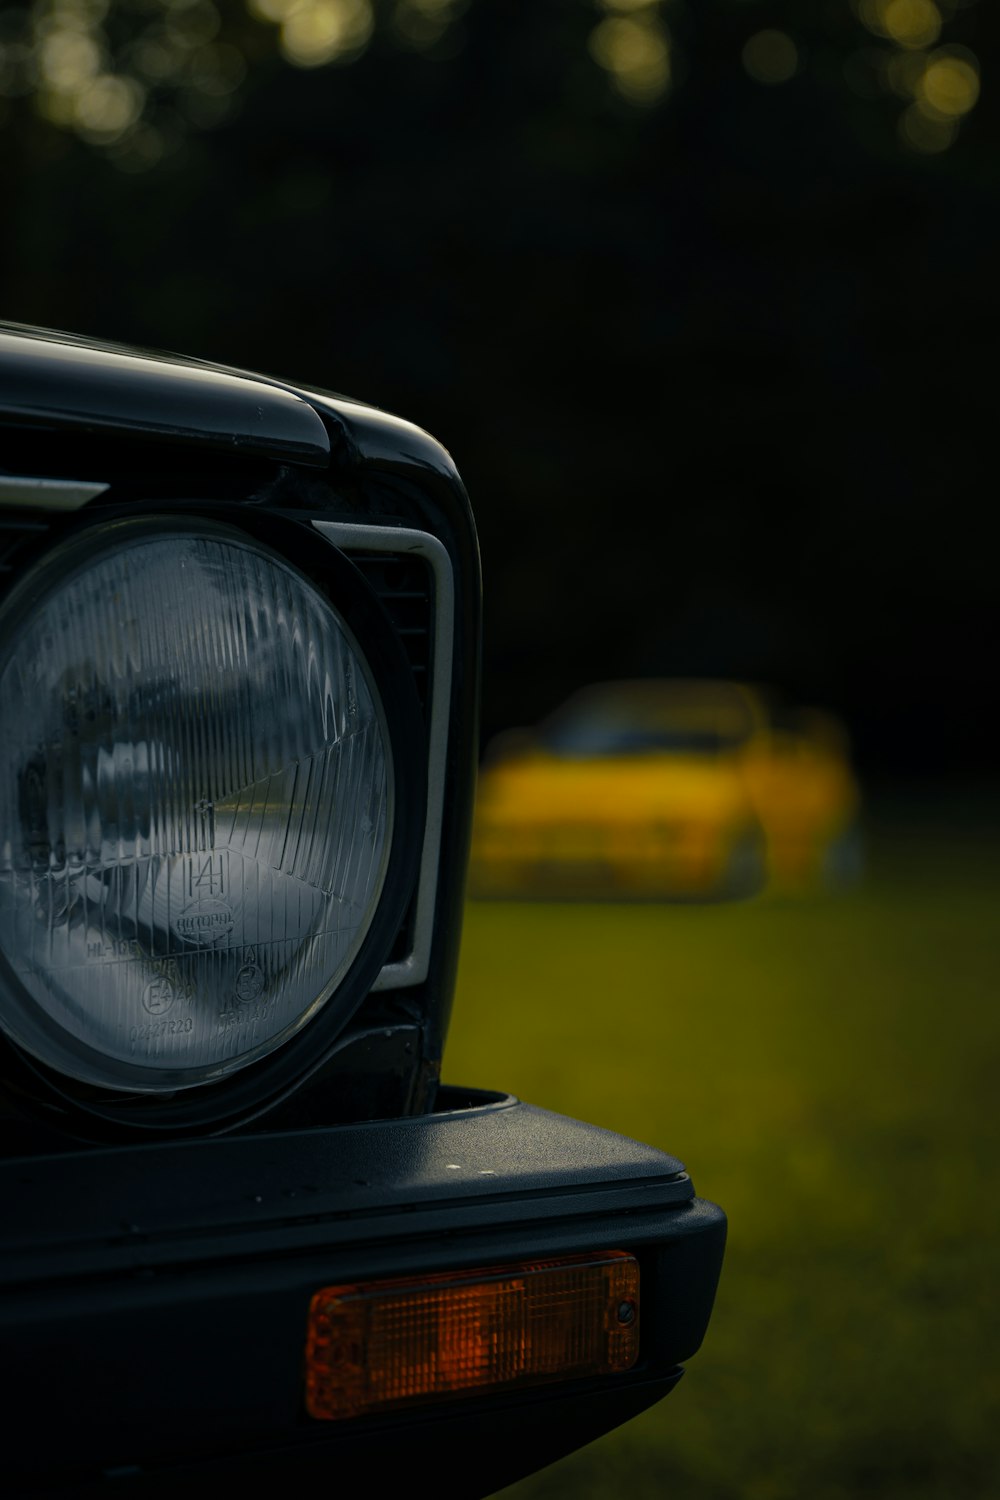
174 899 235 944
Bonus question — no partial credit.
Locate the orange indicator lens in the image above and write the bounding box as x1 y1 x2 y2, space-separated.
305 1251 639 1420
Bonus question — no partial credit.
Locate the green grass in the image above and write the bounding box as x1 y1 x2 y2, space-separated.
444 814 1000 1500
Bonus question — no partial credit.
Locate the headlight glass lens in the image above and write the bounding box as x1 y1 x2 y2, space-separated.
0 524 393 1091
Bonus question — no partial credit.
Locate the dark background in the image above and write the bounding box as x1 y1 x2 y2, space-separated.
2 0 997 781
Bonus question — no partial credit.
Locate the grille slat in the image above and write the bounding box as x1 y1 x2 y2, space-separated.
349 551 433 720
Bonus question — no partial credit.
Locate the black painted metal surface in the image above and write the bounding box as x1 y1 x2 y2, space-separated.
0 325 331 464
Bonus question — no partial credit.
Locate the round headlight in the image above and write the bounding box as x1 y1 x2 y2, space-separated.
0 519 398 1096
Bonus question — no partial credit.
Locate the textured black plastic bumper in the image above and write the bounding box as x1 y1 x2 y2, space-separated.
1 1089 726 1497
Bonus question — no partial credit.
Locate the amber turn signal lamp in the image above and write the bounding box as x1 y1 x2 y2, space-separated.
304 1251 640 1420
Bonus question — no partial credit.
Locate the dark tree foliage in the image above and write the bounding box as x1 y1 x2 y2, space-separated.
2 0 997 772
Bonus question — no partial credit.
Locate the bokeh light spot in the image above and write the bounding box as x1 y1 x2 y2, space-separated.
588 14 671 106
72 70 143 139
38 29 102 90
278 0 373 67
742 30 799 86
882 0 942 50
918 50 979 117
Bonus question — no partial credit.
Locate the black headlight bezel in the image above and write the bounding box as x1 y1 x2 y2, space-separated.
0 501 428 1136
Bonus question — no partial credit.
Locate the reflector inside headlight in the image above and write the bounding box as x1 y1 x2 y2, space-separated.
0 522 392 1092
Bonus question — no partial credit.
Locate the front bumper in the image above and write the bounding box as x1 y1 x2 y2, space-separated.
1 1087 726 1497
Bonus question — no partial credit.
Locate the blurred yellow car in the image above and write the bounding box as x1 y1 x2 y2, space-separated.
738 701 863 889
468 680 861 900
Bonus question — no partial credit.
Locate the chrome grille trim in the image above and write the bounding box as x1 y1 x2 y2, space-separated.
0 477 108 511
313 521 454 990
